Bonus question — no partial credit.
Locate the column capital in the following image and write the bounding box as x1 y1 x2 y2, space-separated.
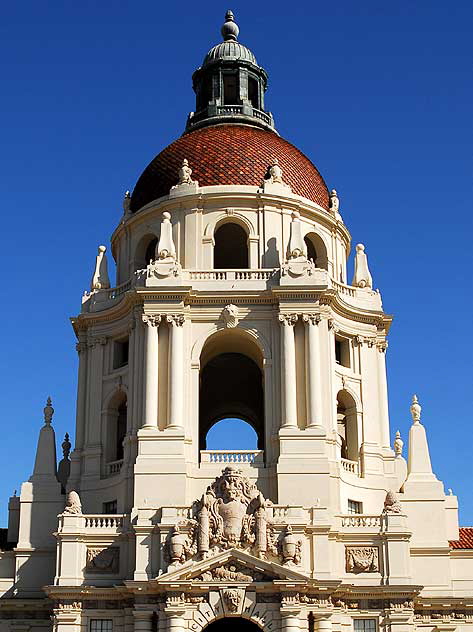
377 339 388 352
279 313 298 326
87 335 107 348
75 341 87 354
302 313 321 326
167 314 185 327
327 318 337 331
142 314 161 327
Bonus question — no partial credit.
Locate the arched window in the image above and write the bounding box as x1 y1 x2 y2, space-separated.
105 392 127 468
144 238 158 265
214 222 249 268
336 390 359 462
199 331 265 456
304 232 328 270
133 234 158 271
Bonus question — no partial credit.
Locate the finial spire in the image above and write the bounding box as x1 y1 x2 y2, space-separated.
410 394 422 424
221 10 239 41
43 397 54 425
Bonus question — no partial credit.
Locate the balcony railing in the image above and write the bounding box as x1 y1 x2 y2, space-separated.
106 459 123 477
340 514 381 528
201 450 263 464
341 458 359 475
188 269 276 281
83 514 126 530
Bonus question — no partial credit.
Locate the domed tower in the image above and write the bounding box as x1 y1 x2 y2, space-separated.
9 11 463 632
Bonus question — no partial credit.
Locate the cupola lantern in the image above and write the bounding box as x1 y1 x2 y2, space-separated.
186 11 275 132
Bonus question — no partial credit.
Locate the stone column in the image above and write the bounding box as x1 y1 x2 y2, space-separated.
303 313 323 429
74 336 88 450
316 618 333 632
133 609 154 632
279 314 298 428
167 314 185 429
142 314 161 428
167 612 186 632
377 340 391 449
281 612 301 632
51 605 82 632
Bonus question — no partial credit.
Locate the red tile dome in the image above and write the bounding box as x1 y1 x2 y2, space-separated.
130 124 329 212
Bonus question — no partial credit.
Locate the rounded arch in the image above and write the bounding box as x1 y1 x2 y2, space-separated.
199 329 265 453
336 389 359 462
204 212 257 240
203 618 263 632
191 324 272 366
133 233 158 271
104 389 127 464
214 222 249 269
303 230 328 270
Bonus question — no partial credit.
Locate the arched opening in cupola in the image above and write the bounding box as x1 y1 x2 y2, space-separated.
336 389 359 463
214 222 249 269
105 391 127 472
133 233 158 271
304 232 328 270
199 330 264 460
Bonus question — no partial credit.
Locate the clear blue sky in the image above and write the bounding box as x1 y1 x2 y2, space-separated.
0 1 471 525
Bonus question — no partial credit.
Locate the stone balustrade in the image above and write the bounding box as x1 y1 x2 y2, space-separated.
200 449 264 464
105 458 123 477
341 457 359 475
84 514 126 530
340 514 382 528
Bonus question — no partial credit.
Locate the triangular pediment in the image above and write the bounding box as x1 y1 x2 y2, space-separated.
156 548 310 584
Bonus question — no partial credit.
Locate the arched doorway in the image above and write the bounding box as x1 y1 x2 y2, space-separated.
204 619 261 632
199 331 265 455
214 222 249 268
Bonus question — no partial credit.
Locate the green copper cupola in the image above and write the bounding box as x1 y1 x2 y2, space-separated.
186 11 275 132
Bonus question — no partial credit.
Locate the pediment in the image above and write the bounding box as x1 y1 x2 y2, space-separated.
157 548 310 584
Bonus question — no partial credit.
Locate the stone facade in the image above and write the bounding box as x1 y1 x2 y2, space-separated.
0 10 472 632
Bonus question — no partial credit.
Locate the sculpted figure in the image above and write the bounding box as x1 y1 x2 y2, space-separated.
383 490 402 514
195 467 268 555
177 158 194 185
64 491 82 514
269 158 283 183
222 304 239 328
330 189 340 214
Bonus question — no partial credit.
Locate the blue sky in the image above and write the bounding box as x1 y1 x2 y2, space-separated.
0 1 471 525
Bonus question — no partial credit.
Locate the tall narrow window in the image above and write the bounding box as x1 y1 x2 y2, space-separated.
248 76 259 108
223 73 238 105
214 223 249 268
145 238 158 264
116 400 127 461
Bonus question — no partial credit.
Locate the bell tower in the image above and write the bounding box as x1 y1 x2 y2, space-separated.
3 11 466 632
